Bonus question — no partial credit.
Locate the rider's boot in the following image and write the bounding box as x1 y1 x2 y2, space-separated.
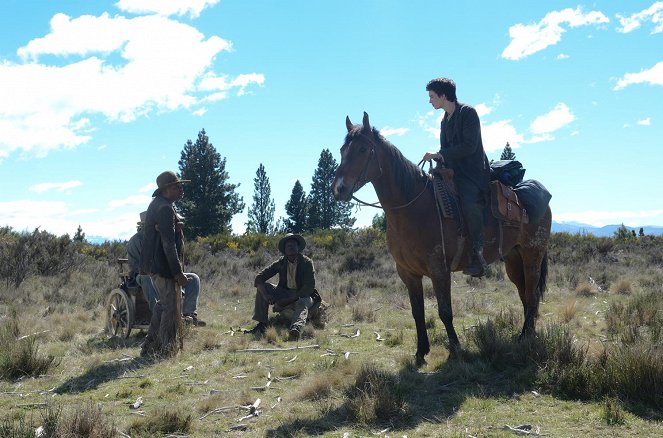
463 248 487 277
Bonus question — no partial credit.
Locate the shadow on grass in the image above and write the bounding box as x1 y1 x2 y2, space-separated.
265 348 540 437
55 333 152 394
83 333 146 352
55 355 156 394
266 324 663 436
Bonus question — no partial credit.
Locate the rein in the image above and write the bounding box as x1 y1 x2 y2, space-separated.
348 132 430 211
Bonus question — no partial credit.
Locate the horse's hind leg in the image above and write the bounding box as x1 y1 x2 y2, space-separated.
431 270 460 354
505 247 544 338
504 248 530 337
397 265 429 365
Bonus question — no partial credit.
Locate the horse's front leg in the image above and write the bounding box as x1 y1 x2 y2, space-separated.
430 267 460 354
397 265 429 365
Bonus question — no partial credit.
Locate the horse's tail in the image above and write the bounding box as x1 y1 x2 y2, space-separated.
537 252 548 301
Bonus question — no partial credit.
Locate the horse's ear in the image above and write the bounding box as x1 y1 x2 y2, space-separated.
362 112 370 131
346 116 353 132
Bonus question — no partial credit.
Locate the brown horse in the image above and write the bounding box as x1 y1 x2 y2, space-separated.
333 112 551 364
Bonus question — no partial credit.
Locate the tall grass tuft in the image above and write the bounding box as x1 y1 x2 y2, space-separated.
127 409 192 437
0 414 34 438
58 402 116 437
605 289 662 344
0 312 58 380
344 363 408 425
602 397 627 425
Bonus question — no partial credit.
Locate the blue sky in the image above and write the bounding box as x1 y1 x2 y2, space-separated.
1 0 661 240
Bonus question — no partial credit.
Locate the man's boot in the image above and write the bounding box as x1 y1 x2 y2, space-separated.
244 322 266 335
463 248 487 277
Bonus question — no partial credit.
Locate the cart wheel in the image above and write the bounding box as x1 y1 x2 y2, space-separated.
107 288 135 339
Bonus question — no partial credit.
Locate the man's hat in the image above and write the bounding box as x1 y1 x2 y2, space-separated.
278 233 306 254
152 171 190 197
137 211 147 225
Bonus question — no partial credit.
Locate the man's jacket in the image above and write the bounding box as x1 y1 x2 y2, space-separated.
140 195 184 279
254 253 315 298
438 102 490 192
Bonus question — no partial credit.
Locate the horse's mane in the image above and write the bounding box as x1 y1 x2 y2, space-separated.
346 127 427 199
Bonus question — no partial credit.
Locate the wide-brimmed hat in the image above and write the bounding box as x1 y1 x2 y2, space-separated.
137 211 147 225
278 233 306 254
152 171 190 197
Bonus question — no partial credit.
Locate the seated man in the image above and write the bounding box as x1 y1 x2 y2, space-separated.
244 234 317 340
127 211 206 327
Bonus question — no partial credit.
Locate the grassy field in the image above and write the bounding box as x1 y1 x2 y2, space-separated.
0 229 661 437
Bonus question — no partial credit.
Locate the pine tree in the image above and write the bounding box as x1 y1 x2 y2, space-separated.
372 212 387 231
307 149 355 230
284 180 308 233
246 164 275 234
177 129 245 238
500 142 516 160
73 225 85 242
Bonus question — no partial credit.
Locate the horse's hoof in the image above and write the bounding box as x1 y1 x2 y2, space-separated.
415 354 427 367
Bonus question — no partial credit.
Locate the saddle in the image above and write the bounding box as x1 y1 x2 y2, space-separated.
430 168 529 267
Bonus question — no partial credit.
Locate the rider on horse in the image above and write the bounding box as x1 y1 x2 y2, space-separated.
421 77 490 277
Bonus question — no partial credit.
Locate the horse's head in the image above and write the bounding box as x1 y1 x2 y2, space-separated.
333 112 382 202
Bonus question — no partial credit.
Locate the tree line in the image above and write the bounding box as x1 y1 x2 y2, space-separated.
177 129 355 239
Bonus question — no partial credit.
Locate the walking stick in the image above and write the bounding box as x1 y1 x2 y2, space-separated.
176 219 186 352
176 283 184 351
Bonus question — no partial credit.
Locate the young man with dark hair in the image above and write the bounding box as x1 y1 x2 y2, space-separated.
422 77 490 277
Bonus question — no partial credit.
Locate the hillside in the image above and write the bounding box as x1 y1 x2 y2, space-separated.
0 229 661 437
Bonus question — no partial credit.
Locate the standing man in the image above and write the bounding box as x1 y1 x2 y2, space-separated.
128 211 206 327
244 234 316 341
140 171 190 358
422 77 490 277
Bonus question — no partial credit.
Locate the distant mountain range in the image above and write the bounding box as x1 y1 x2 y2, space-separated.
552 221 663 237
85 222 662 244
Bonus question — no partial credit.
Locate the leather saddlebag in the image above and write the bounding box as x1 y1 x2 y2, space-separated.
490 180 528 224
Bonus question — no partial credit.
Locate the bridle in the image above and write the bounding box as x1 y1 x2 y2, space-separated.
345 132 430 211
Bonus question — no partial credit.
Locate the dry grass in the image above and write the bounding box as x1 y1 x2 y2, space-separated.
1 231 662 437
575 281 598 297
611 278 633 295
560 298 577 323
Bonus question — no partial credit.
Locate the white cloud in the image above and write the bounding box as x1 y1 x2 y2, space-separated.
380 126 409 137
556 53 570 59
418 103 576 153
139 182 156 193
502 7 609 60
637 117 652 126
555 209 663 227
417 110 443 138
29 180 82 193
481 120 525 153
0 11 263 158
115 0 220 18
616 2 663 33
0 199 139 239
529 103 575 134
474 103 494 117
192 108 207 116
614 61 663 89
108 194 152 209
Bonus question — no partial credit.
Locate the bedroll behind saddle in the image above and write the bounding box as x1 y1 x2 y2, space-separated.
490 180 528 225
